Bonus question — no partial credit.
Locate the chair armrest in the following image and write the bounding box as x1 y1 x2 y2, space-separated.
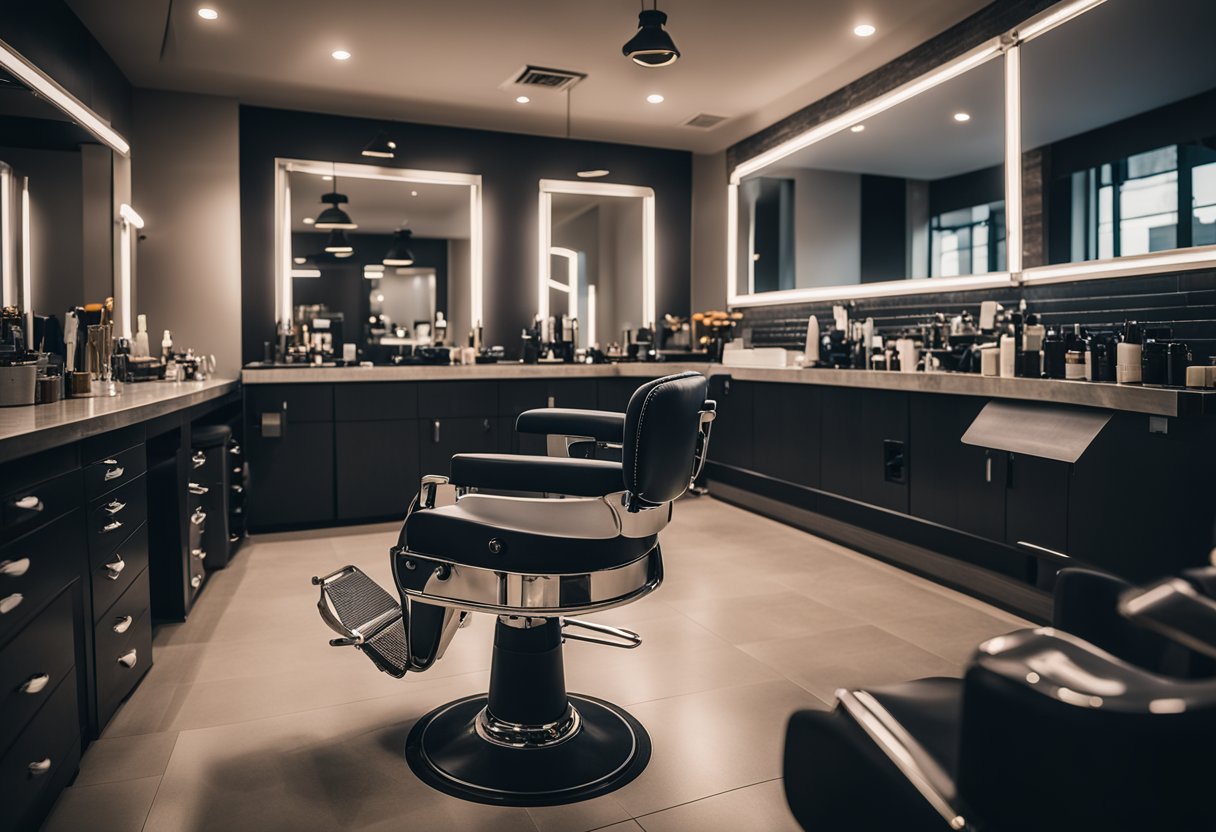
515 408 625 443
450 453 623 496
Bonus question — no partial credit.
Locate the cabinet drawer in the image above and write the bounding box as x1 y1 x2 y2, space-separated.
0 512 82 644
94 568 152 728
188 444 228 487
1 470 82 537
247 384 333 424
0 590 75 757
84 444 146 501
86 475 147 564
0 668 80 832
90 522 148 622
335 383 418 421
417 381 498 418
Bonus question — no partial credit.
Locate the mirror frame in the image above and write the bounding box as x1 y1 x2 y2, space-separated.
274 158 483 335
537 179 656 330
727 0 1216 306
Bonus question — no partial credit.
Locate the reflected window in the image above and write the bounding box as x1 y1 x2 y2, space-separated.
930 202 1005 277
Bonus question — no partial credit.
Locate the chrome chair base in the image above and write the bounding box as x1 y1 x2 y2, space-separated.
405 693 651 807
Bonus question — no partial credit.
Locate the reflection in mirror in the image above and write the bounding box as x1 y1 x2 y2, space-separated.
285 164 475 363
734 56 1006 296
540 183 655 354
1021 0 1216 267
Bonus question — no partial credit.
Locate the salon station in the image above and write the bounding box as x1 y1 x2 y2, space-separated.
1 1 1215 830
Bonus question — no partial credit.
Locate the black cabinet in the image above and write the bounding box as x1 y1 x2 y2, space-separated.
597 377 656 413
860 390 909 513
336 420 420 520
421 417 500 478
334 383 418 422
706 377 754 470
819 387 864 500
751 383 820 488
417 381 498 419
499 379 599 455
245 421 334 528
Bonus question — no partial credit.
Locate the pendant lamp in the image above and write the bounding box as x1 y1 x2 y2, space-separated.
383 229 415 266
623 2 681 67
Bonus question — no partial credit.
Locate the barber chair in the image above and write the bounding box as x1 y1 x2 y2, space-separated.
783 565 1216 831
312 372 714 805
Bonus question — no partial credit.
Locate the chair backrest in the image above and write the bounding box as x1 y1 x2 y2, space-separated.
622 372 708 507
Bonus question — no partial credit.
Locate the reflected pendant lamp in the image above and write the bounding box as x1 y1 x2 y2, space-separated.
383 229 415 266
324 229 354 255
314 183 358 230
361 130 397 159
623 3 680 67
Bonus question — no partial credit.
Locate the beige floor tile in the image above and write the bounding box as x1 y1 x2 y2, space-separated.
74 731 180 786
42 775 162 832
637 779 800 832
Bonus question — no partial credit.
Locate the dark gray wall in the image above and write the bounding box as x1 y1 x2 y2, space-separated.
240 106 692 362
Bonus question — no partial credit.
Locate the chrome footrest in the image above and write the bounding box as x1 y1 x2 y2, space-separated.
562 618 642 649
312 565 409 678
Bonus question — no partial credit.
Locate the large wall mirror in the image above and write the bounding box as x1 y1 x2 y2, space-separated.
275 160 482 362
1020 0 1216 276
537 179 655 350
0 40 129 353
728 42 1011 305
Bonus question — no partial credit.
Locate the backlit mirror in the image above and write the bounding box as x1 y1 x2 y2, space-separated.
730 50 1009 301
1020 0 1216 268
275 159 482 362
538 180 655 350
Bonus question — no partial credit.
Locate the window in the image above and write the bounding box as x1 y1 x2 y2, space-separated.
930 203 1006 276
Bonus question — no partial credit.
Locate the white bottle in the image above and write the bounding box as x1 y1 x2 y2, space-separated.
999 334 1017 378
804 316 819 367
133 314 150 358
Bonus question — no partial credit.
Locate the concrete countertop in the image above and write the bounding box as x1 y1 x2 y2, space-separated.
241 362 1213 418
0 378 240 464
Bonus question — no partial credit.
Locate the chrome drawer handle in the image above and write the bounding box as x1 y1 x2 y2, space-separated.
192 451 207 469
118 649 138 668
191 509 206 526
0 558 30 577
104 500 127 515
101 520 124 534
112 615 133 634
229 444 241 455
192 548 206 560
0 593 23 614
190 575 203 589
104 556 126 580
14 495 43 512
28 758 52 775
188 483 210 496
104 465 125 481
20 673 50 694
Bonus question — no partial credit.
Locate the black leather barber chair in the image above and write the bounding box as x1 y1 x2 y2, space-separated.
783 566 1216 831
313 372 714 805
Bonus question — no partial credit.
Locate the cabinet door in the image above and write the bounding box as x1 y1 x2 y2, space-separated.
418 382 498 419
860 389 909 513
246 384 333 422
336 420 419 520
819 387 864 500
334 383 418 422
245 422 334 528
953 398 1008 542
706 377 753 470
420 417 500 478
499 380 599 455
1005 453 1069 557
597 378 655 413
909 394 960 527
751 383 820 487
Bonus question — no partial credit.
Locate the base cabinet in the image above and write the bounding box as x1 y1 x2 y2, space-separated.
336 420 420 519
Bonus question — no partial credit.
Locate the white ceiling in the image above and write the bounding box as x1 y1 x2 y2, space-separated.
288 170 470 237
65 0 987 153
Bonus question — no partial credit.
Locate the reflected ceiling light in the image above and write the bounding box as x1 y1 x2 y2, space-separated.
292 268 321 278
516 95 531 104
577 169 610 178
314 173 358 229
323 229 353 254
361 130 397 159
331 49 351 61
383 229 415 266
953 112 971 122
850 124 865 133
322 174 333 181
1016 0 1107 43
623 2 681 67
646 93 664 104
302 217 315 225
293 256 307 265
853 23 876 37
410 190 419 197
334 251 353 258
198 8 219 20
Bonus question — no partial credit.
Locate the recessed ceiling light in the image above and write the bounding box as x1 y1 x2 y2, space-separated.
515 95 530 104
198 7 219 20
331 50 351 61
647 93 665 104
850 124 865 133
322 175 332 181
577 169 611 178
302 217 315 224
853 24 876 37
953 112 971 122
411 190 418 197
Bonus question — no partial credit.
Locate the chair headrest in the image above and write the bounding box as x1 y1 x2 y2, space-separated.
622 372 708 507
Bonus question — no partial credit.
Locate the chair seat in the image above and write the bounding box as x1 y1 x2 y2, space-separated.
450 453 624 497
864 676 963 792
403 503 657 573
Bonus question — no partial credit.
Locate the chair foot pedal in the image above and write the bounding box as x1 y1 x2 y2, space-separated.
313 565 409 677
561 618 642 649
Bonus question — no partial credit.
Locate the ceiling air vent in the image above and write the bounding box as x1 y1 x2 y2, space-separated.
685 113 729 129
505 65 587 93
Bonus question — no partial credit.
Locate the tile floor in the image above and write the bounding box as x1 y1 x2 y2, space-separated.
42 496 1028 832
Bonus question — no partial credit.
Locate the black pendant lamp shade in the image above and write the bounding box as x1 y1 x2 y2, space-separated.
623 5 680 67
314 187 358 230
324 229 354 255
361 131 397 159
383 229 415 266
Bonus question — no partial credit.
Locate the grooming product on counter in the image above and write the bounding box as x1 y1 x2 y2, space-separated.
1041 329 1067 379
1010 301 1026 377
134 314 150 358
862 319 874 370
979 301 1000 332
803 316 819 367
0 358 36 406
999 334 1016 378
1089 332 1118 383
895 338 919 374
35 373 61 404
1116 322 1143 384
1021 318 1045 377
1185 365 1216 388
833 305 849 333
1065 349 1086 380
1165 342 1191 387
980 344 1000 377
